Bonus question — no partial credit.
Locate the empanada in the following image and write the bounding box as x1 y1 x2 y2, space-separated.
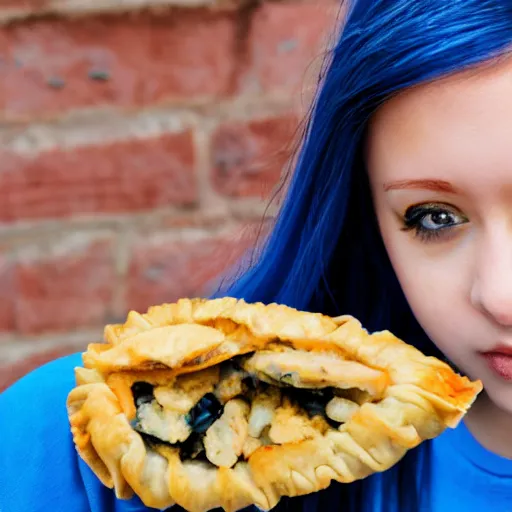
67 297 482 512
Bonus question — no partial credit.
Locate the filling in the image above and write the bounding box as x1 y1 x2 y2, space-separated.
130 352 375 468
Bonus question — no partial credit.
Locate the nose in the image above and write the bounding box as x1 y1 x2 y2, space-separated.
470 228 512 327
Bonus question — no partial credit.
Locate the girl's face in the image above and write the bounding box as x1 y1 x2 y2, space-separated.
367 57 512 415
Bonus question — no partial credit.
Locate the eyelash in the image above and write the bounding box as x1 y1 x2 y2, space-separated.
401 203 468 242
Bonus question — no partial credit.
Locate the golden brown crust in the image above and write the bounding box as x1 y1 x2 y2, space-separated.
67 297 482 511
242 349 390 396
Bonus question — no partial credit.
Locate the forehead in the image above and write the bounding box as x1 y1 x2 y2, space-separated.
366 55 512 192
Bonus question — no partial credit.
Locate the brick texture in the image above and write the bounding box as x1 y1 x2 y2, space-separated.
125 226 260 314
0 0 237 20
0 0 49 7
0 0 336 389
0 131 196 222
211 114 298 197
240 1 338 93
0 10 237 120
0 256 15 332
16 239 116 334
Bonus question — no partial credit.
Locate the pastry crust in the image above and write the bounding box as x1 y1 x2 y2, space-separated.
67 298 482 511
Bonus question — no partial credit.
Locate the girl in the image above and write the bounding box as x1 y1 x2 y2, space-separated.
2 0 512 510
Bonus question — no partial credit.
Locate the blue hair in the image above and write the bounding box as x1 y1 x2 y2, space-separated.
214 0 512 511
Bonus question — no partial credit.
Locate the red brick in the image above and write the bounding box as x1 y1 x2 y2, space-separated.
124 226 262 313
0 10 237 119
0 257 15 332
241 2 338 93
15 239 116 334
0 0 44 8
211 115 298 197
0 345 80 392
0 131 196 222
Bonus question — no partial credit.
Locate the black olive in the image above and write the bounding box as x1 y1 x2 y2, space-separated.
186 393 223 434
302 401 326 418
179 433 205 460
131 382 155 408
286 388 334 419
137 431 171 447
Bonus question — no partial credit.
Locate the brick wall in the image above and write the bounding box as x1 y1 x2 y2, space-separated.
0 0 339 391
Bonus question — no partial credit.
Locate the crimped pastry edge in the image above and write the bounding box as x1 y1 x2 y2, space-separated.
67 298 482 511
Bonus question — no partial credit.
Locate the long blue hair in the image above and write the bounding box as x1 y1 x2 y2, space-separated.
214 0 512 511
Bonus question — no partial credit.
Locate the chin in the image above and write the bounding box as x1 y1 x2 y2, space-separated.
481 381 512 415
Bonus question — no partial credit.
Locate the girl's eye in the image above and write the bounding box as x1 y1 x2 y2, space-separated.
401 203 468 242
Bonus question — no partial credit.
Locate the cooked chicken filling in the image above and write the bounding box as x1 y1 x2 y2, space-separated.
130 354 366 468
136 401 192 444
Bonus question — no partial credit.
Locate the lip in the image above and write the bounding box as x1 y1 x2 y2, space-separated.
481 345 512 380
483 344 512 356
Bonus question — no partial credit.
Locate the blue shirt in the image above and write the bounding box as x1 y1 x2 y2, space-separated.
1 354 512 512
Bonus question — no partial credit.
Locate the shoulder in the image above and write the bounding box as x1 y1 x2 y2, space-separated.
0 354 156 512
1 352 83 445
0 354 93 512
1 353 83 443
2 352 82 399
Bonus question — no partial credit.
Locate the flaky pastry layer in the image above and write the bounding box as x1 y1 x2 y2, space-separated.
67 298 482 512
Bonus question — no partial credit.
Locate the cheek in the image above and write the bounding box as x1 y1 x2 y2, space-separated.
379 219 470 357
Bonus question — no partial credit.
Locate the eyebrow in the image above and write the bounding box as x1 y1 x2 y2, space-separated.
383 179 457 193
